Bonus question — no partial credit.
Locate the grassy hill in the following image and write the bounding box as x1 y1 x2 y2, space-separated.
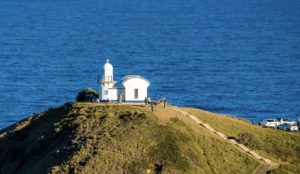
0 102 297 173
181 107 300 174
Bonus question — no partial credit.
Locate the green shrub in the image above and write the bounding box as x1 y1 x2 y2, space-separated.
238 132 264 150
76 88 99 102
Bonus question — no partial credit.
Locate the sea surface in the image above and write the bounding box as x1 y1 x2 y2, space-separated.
1 0 300 130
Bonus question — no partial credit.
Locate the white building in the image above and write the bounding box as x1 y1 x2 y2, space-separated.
98 59 150 102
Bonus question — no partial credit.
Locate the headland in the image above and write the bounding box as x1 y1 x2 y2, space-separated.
0 102 299 174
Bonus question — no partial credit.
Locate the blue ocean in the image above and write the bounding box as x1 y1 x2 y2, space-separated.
1 0 300 130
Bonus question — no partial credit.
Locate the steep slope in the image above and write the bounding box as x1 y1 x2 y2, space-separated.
0 103 261 174
181 107 300 173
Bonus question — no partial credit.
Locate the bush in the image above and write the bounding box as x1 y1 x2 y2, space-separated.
76 88 99 102
238 132 264 150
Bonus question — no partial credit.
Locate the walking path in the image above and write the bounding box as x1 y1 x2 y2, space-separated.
255 164 271 174
172 107 273 174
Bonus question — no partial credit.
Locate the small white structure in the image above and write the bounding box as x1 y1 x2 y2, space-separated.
98 59 150 102
120 75 150 102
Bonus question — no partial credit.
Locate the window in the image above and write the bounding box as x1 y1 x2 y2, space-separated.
104 90 108 95
134 89 138 99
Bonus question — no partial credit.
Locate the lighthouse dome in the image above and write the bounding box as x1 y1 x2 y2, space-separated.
103 59 113 70
102 59 114 82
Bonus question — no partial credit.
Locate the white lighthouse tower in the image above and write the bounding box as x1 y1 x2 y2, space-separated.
99 59 118 101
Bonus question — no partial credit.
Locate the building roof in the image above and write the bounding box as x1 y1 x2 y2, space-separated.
120 75 150 85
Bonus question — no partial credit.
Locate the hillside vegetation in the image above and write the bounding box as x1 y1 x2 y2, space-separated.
181 107 300 174
0 103 262 174
76 88 99 102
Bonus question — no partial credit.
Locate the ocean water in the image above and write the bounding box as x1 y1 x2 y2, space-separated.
1 0 300 130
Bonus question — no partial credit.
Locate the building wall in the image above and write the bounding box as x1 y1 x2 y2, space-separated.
100 83 118 101
107 88 118 101
123 78 149 102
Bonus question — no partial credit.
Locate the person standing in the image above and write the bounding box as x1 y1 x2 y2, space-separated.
122 93 125 102
164 98 167 109
119 94 123 104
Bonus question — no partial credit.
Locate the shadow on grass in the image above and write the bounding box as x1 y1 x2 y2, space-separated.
0 103 87 174
227 136 237 140
154 164 163 174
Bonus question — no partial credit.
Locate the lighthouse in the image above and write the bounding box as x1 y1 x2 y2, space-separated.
99 59 118 101
98 59 150 102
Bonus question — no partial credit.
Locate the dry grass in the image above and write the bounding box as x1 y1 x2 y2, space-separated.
0 103 261 174
181 107 300 173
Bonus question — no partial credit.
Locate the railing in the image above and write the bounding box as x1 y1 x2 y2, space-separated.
98 75 113 82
